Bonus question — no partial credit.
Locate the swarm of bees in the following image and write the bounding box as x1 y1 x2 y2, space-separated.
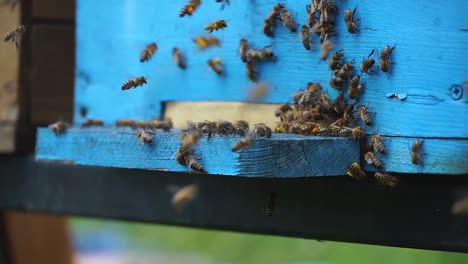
3 25 25 49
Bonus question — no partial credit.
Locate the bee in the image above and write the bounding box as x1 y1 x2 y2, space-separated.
344 7 360 34
172 48 186 69
48 121 71 135
274 122 290 133
186 155 206 173
215 0 230 10
274 104 293 117
232 136 255 152
411 139 424 164
280 9 297 32
364 152 383 170
153 119 173 132
263 3 284 37
329 49 344 71
371 133 386 154
139 42 157 62
342 104 355 124
320 36 333 60
334 59 355 79
245 61 257 81
252 123 272 138
136 130 154 144
299 122 316 135
374 172 398 188
171 184 199 212
451 196 468 216
3 25 25 49
245 48 275 63
347 162 367 181
81 119 104 127
318 94 333 111
239 39 249 62
306 82 323 94
300 25 312 50
121 76 147 90
115 119 136 127
192 36 220 50
357 105 372 126
350 126 365 139
360 49 375 74
329 77 344 90
306 4 318 28
348 75 362 99
247 82 269 101
217 120 235 136
205 19 228 33
332 92 345 114
379 45 396 73
207 58 223 75
179 0 201 17
234 120 249 137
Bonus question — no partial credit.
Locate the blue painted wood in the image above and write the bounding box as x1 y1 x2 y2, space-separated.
74 0 468 138
35 127 360 177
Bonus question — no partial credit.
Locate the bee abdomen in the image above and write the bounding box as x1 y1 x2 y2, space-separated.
187 157 206 173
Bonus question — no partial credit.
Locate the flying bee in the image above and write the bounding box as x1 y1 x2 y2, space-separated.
360 49 375 74
136 130 155 144
300 25 312 50
347 162 367 181
334 59 355 79
333 92 345 114
329 77 344 90
81 119 104 127
204 19 228 33
3 24 25 49
48 121 71 135
344 6 360 34
379 45 396 73
263 3 285 37
411 139 424 164
239 39 249 62
172 48 186 69
231 136 255 152
115 119 136 127
121 76 147 90
320 36 333 60
192 36 220 50
245 61 257 81
348 75 362 99
329 49 344 71
207 58 223 75
371 133 386 154
179 0 201 17
451 196 468 216
186 155 206 173
357 105 372 126
274 104 293 117
171 184 199 212
252 123 272 138
139 42 157 62
280 9 297 32
374 172 399 188
364 152 383 169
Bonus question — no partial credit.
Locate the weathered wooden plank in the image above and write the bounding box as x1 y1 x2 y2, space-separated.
35 127 359 177
75 0 468 138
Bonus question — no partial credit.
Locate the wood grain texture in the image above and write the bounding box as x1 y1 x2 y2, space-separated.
74 0 468 138
35 127 359 177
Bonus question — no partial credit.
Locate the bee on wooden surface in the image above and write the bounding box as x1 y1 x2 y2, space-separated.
300 25 312 50
411 139 424 164
318 94 333 112
360 49 375 74
186 155 206 173
171 184 199 212
348 75 362 99
245 48 275 63
320 36 333 60
334 59 355 79
342 104 355 124
379 45 396 73
192 36 220 50
274 104 293 117
154 119 173 132
306 4 318 28
263 3 284 37
252 123 272 138
274 122 290 133
347 162 367 181
344 7 360 34
81 119 104 127
207 58 223 75
233 120 249 137
247 82 270 101
179 0 201 17
121 76 147 90
245 61 257 81
239 39 249 62
280 9 297 32
312 124 330 136
374 172 398 188
217 120 235 136
172 48 186 69
205 19 228 33
371 133 386 154
364 152 383 170
329 77 344 90
332 92 345 114
139 42 157 62
299 122 316 135
3 25 26 49
115 119 136 127
357 105 372 126
306 82 323 94
136 130 154 144
49 121 71 135
350 126 365 139
329 49 344 71
231 136 255 152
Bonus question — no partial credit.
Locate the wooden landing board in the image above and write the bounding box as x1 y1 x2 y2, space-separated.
74 0 468 138
35 127 359 177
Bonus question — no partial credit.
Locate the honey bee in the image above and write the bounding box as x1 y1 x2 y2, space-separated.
348 75 362 99
371 133 386 154
300 25 312 50
411 139 424 164
252 123 272 138
344 7 360 34
186 155 206 173
342 104 355 124
299 122 316 135
350 126 365 139
139 42 157 62
247 82 269 101
121 76 147 90
3 25 25 49
172 48 186 69
234 120 249 137
245 48 275 63
329 49 344 71
192 36 220 50
239 39 249 62
379 45 396 73
153 119 173 132
329 77 344 90
306 82 323 94
245 61 257 81
318 94 333 111
347 162 367 181
207 58 223 75
274 104 293 117
231 136 254 152
179 0 201 17
451 196 468 216
218 120 236 136
81 119 104 127
274 122 290 133
306 4 318 28
205 19 228 33
280 9 297 32
136 130 154 144
357 105 372 126
320 36 333 60
48 121 71 135
115 119 136 127
334 59 355 79
360 49 375 74
364 152 383 169
263 3 284 37
332 92 345 114
374 172 398 188
171 184 199 212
